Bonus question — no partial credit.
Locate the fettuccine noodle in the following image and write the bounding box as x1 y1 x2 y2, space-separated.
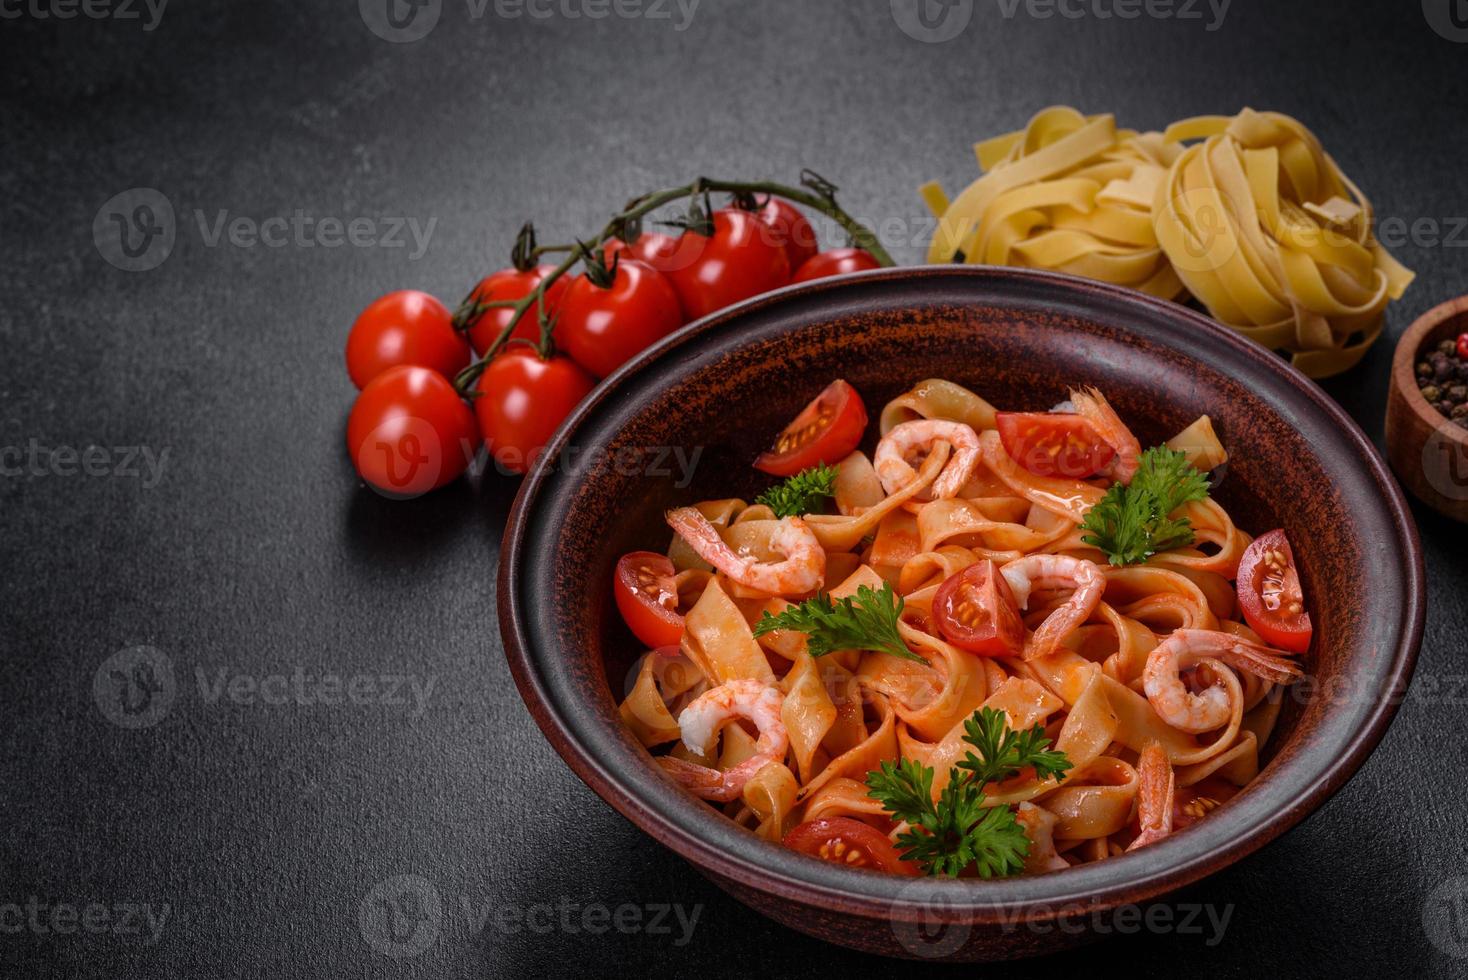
922 106 1414 377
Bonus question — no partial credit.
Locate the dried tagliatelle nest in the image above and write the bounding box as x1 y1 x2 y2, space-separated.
922 106 1415 378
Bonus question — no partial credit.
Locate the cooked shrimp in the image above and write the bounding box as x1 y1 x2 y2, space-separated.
1127 742 1174 851
873 419 981 500
1070 387 1141 485
665 507 824 595
1142 629 1303 733
999 554 1106 659
1016 802 1071 873
657 679 788 802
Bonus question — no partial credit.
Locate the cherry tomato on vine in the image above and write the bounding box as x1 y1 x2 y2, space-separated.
791 248 881 284
346 366 478 498
558 259 684 379
604 232 703 278
1235 529 1312 653
753 379 868 477
663 209 791 321
473 349 596 475
996 412 1116 479
345 290 469 390
464 265 569 357
613 552 684 649
933 559 1026 657
754 198 818 273
783 818 919 875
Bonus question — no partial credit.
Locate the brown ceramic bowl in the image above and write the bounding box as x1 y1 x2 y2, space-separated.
497 266 1424 960
1386 295 1468 522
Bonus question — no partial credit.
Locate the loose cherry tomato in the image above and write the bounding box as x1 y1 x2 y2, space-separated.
663 209 791 321
558 259 684 379
345 290 469 390
996 412 1117 479
783 818 919 875
463 265 569 356
753 379 868 477
754 198 819 273
933 559 1025 657
1235 529 1312 653
1457 332 1468 360
791 248 881 284
346 366 478 498
613 552 684 648
473 349 596 475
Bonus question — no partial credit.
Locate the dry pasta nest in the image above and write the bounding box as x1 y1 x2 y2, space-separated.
922 107 1414 379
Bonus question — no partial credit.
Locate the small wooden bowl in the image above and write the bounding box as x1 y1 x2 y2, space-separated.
1387 296 1468 523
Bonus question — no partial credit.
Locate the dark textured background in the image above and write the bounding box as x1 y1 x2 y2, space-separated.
2 0 1466 976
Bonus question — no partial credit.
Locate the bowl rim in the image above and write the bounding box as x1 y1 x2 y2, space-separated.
498 265 1424 923
1391 293 1468 446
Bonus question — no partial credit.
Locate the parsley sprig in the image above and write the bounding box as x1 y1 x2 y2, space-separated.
865 708 1073 877
751 581 926 664
755 464 837 518
1079 446 1210 566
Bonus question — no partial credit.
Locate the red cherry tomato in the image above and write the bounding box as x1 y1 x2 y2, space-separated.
613 552 684 648
1457 332 1468 360
783 818 919 875
662 209 791 321
1128 777 1239 839
558 259 684 379
346 366 478 498
473 350 596 475
464 265 569 356
933 559 1026 657
1235 529 1312 653
791 248 881 284
754 198 819 273
996 412 1117 479
753 379 868 477
345 290 469 390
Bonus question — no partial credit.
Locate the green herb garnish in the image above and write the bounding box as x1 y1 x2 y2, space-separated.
865 708 1072 877
1079 446 1210 566
751 581 925 664
755 464 838 518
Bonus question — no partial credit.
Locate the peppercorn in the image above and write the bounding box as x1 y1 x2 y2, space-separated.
1451 385 1468 402
1457 359 1468 382
1440 400 1456 416
1436 359 1455 382
1439 338 1458 356
1453 403 1468 421
1417 360 1434 378
1421 385 1442 402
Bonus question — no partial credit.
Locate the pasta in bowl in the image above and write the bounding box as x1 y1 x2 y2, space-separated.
497 265 1422 960
618 378 1309 879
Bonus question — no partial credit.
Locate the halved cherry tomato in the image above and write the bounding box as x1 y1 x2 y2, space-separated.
783 818 919 875
996 412 1116 479
464 265 569 356
754 198 819 274
613 552 684 649
662 209 791 321
557 259 684 379
932 559 1025 657
1128 777 1239 838
346 365 478 498
473 349 596 475
753 379 868 477
345 290 470 390
1235 529 1312 653
791 248 881 284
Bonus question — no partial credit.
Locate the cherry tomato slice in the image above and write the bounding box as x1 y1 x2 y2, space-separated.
613 552 684 649
791 248 881 284
783 818 919 876
995 412 1116 479
753 379 868 477
932 559 1025 657
1235 529 1312 653
1127 777 1239 839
